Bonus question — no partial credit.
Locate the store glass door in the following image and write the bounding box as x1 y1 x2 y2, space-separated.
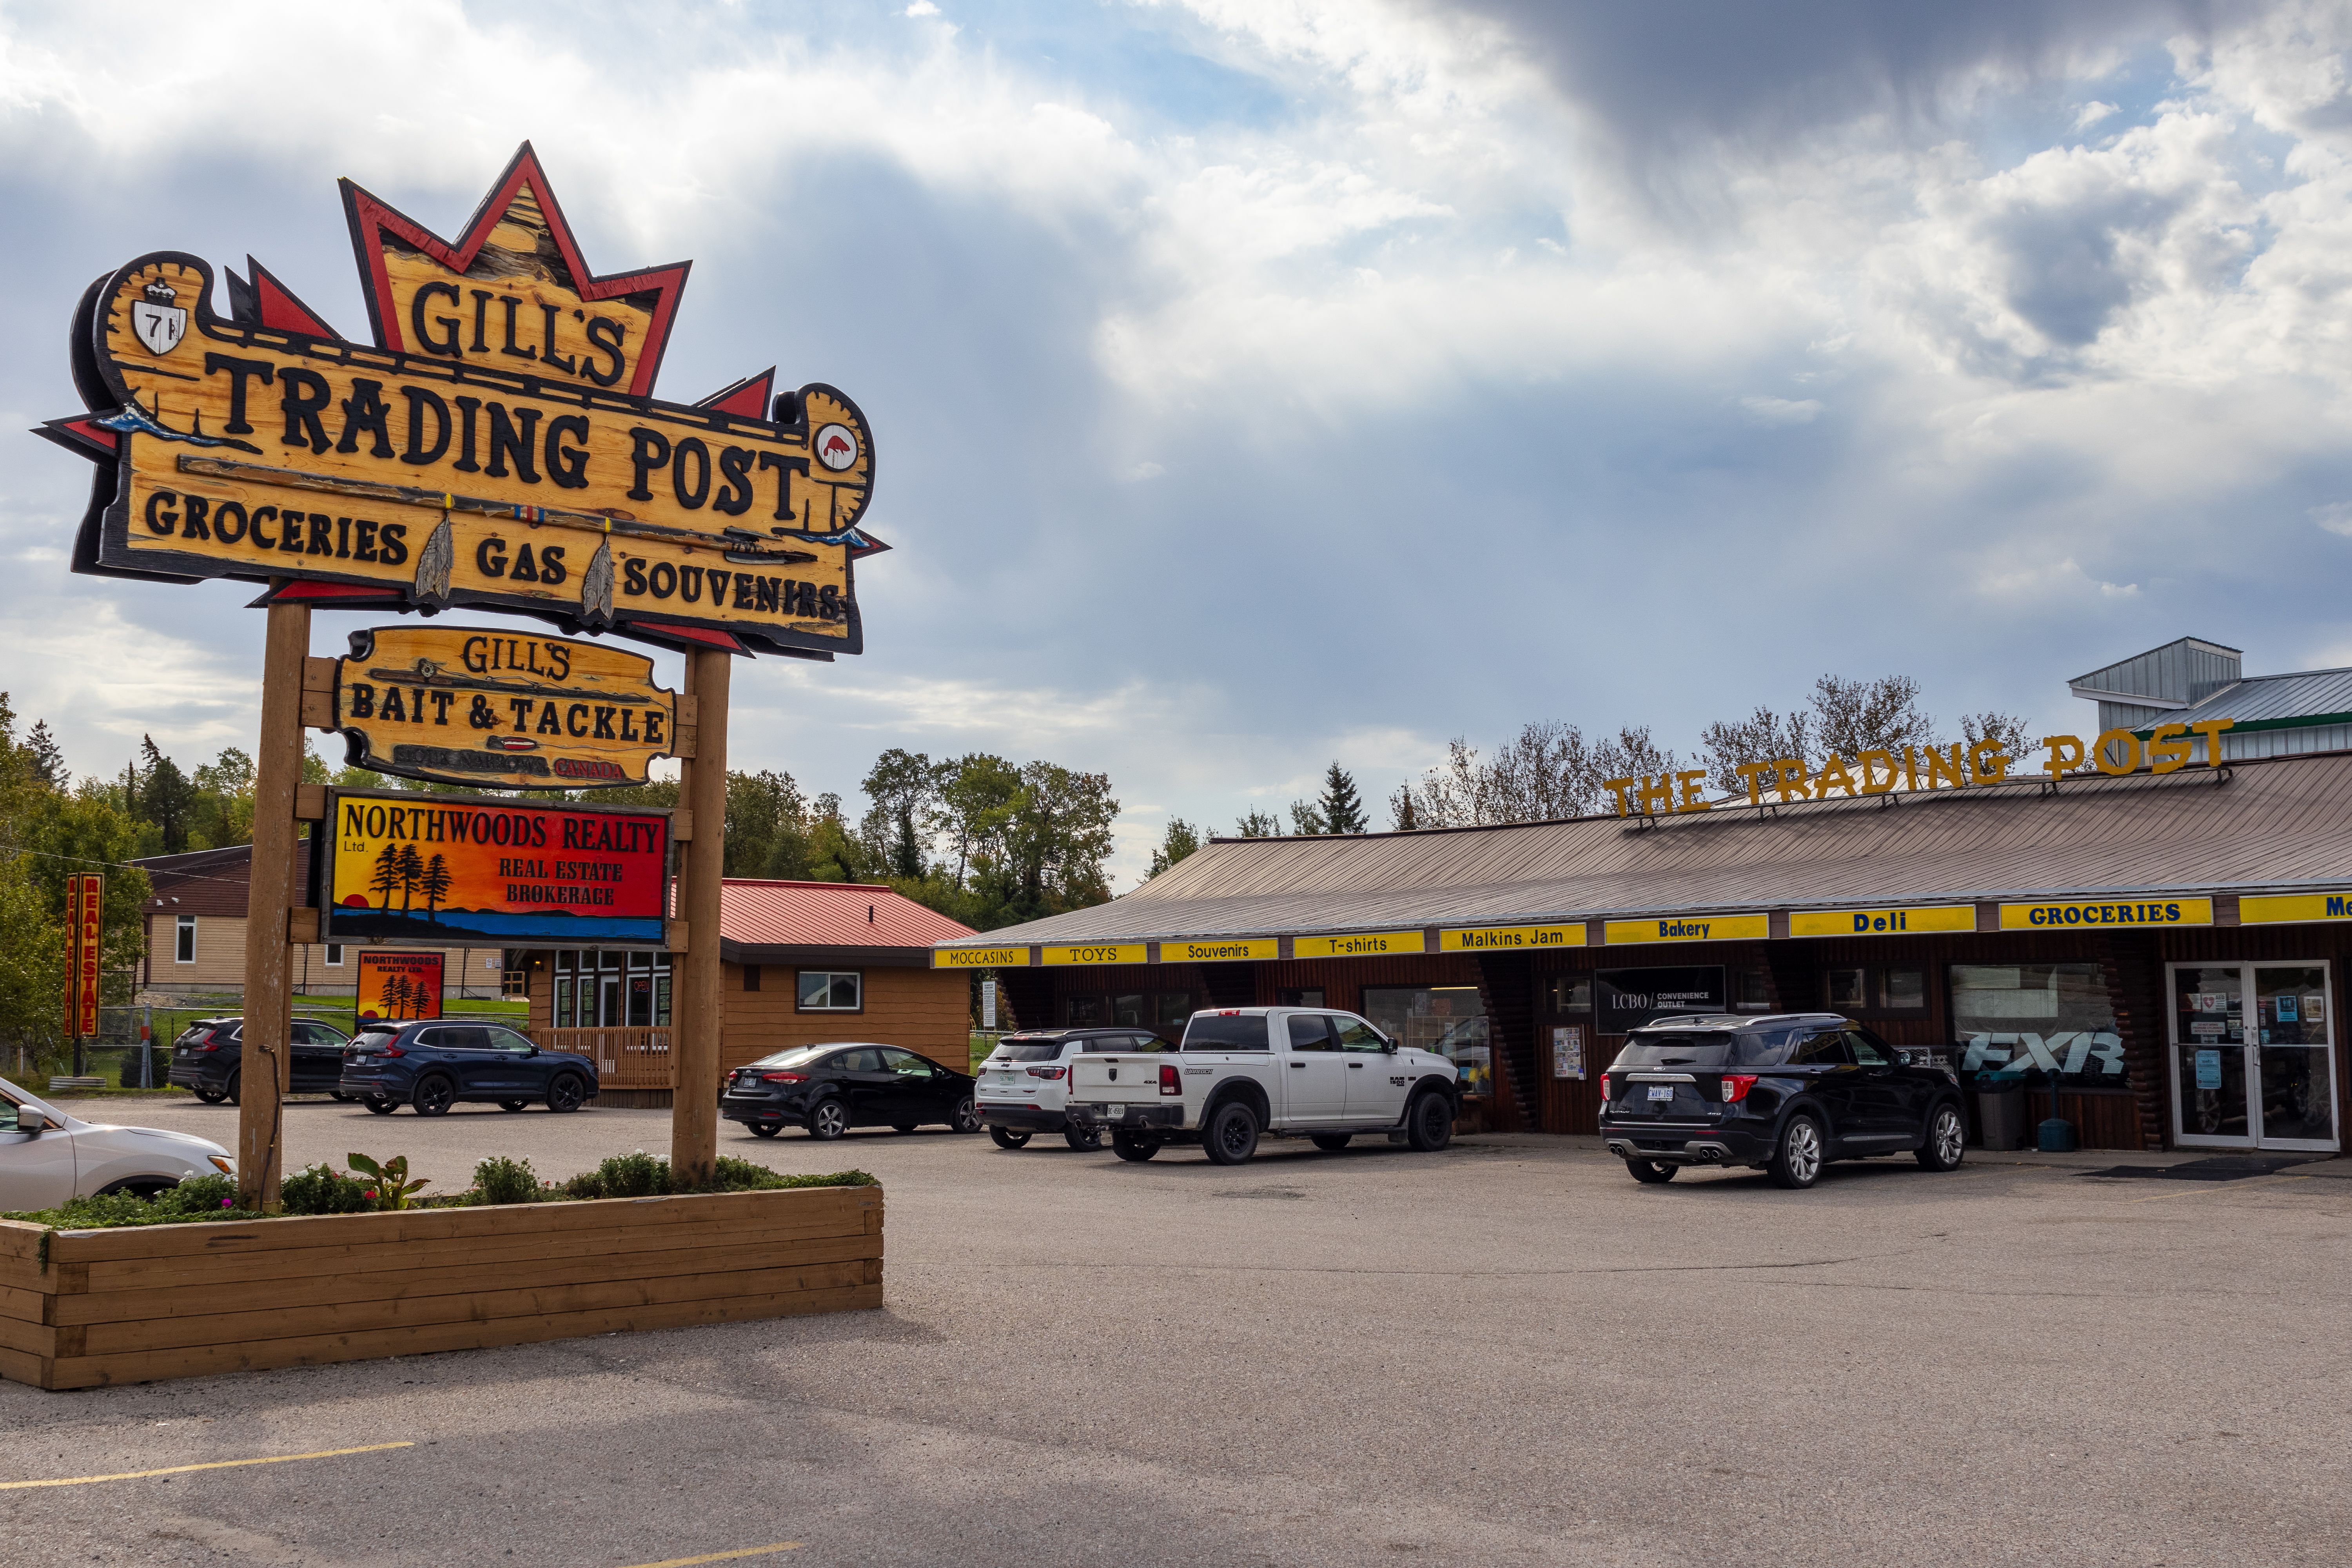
2169 962 2339 1151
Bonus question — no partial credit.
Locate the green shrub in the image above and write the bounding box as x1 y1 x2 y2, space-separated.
280 1164 375 1216
472 1155 541 1206
152 1174 242 1216
3 1174 259 1231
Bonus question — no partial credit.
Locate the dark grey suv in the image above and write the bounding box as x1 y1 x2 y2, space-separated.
1598 1013 1967 1189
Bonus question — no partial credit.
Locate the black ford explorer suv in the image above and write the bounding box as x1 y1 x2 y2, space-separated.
1599 1013 1966 1189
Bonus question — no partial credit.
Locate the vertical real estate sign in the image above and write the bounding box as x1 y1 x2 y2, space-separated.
64 873 102 1040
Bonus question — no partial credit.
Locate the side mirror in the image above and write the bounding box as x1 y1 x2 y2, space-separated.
15 1107 46 1134
1383 1039 1399 1053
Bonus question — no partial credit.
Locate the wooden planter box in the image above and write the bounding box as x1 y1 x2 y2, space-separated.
0 1184 882 1391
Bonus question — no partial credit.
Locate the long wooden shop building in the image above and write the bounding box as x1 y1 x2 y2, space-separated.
936 742 2352 1156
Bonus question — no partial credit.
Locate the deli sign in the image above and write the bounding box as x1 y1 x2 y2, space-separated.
40 143 882 661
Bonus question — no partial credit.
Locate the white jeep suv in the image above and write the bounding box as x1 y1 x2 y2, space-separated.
976 1027 1177 1152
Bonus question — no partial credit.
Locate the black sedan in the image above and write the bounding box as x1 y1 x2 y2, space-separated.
1599 1012 1967 1189
339 1020 598 1115
721 1043 979 1140
168 1016 354 1103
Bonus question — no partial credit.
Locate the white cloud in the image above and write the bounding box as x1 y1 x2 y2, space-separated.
1739 395 1824 425
905 2 941 15
2075 100 2120 129
2310 501 2352 536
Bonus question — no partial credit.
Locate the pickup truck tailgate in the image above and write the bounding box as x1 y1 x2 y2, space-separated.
1067 1054 1175 1103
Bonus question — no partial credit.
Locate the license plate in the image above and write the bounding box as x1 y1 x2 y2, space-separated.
1647 1085 1675 1102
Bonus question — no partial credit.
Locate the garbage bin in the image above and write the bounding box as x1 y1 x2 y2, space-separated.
1977 1083 2028 1151
2036 1115 2079 1153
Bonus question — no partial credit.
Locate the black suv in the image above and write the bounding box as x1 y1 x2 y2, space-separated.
167 1016 354 1104
1599 1013 1966 1189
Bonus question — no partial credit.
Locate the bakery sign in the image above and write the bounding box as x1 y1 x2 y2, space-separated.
330 625 681 790
38 143 883 661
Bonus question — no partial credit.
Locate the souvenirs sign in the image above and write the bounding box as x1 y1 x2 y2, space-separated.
355 951 444 1023
332 625 680 789
323 789 670 946
40 143 883 660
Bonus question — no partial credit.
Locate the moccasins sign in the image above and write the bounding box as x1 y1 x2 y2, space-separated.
40 143 882 661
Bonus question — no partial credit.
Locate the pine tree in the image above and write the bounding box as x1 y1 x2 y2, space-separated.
1148 818 1200 877
1319 763 1367 834
25 722 64 788
1389 784 1419 831
418 853 452 922
395 844 426 913
369 844 404 910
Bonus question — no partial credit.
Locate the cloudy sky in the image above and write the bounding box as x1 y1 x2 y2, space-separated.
5 0 2352 883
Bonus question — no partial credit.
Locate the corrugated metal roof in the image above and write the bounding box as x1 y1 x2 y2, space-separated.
2069 635 2241 705
2167 667 2352 727
721 879 975 949
939 751 2352 949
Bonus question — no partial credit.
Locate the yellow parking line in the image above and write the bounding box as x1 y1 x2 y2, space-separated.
0 1441 413 1490
618 1547 801 1568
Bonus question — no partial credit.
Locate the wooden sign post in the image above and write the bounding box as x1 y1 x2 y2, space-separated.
45 145 882 1209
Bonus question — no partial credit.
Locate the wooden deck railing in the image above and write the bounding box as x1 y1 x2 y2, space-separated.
534 1027 675 1090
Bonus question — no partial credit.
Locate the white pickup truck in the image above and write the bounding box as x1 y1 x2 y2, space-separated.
1063 1006 1460 1164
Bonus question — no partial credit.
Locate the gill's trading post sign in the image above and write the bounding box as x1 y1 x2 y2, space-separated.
38 143 883 660
332 625 681 789
323 789 671 947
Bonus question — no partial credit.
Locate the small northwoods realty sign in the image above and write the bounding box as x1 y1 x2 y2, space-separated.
356 951 444 1022
333 625 680 789
40 145 882 660
324 790 668 946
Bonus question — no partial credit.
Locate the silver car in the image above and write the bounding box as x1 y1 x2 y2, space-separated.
0 1077 235 1211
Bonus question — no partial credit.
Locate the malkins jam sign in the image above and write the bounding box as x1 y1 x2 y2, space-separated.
38 143 883 660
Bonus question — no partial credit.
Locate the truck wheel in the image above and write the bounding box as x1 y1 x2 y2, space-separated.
1063 1125 1103 1152
1111 1130 1160 1162
1916 1103 1966 1171
1202 1100 1260 1165
1311 1133 1353 1152
1625 1158 1678 1184
1405 1092 1453 1152
989 1127 1031 1149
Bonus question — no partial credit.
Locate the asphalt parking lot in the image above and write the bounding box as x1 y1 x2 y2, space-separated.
8 1098 2352 1566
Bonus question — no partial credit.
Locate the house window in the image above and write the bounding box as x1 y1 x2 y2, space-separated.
744 964 762 992
554 949 673 1027
797 970 863 1012
324 944 344 967
174 915 196 964
1825 968 1867 1009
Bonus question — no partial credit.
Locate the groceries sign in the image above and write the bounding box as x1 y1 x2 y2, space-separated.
41 144 882 661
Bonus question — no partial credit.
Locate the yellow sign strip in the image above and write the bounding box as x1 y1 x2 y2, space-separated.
0 1441 413 1491
933 946 1030 969
1159 938 1276 963
1292 931 1426 959
1604 914 1771 945
2240 893 2352 926
1041 943 1147 966
1788 905 1975 938
1997 898 2212 930
1439 924 1586 952
617 1546 801 1568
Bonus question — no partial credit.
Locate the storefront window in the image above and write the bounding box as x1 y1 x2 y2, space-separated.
1362 985 1490 1098
1154 993 1194 1027
1825 969 1867 1009
555 948 673 1029
1067 996 1104 1025
1882 967 1926 1010
1113 993 1146 1027
1546 976 1591 1012
1950 963 2124 1087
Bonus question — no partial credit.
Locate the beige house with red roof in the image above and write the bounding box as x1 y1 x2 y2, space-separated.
514 879 977 1107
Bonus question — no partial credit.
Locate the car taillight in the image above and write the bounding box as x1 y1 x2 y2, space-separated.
378 1045 405 1058
1159 1064 1181 1096
1598 1073 1610 1100
1722 1074 1757 1104
1025 1066 1066 1079
761 1071 806 1084
197 1039 219 1053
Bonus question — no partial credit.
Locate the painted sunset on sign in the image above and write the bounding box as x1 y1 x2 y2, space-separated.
324 790 667 944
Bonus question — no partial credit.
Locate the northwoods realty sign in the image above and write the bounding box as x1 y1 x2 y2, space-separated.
40 143 882 660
